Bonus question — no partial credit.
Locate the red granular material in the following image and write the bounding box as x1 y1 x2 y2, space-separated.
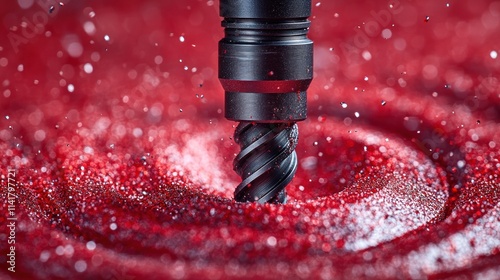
0 0 499 279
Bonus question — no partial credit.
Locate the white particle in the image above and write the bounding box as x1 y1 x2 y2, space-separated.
361 50 372 61
67 84 75 92
490 50 498 59
354 112 360 118
17 64 24 72
154 55 163 65
0 57 8 67
267 236 277 247
381 28 392 39
457 160 465 168
86 241 96 250
109 223 117 230
74 260 87 273
89 11 96 18
340 102 348 108
179 36 185 42
104 35 110 41
83 63 93 74
39 251 50 262
34 130 46 141
315 2 321 7
83 21 96 35
364 76 369 81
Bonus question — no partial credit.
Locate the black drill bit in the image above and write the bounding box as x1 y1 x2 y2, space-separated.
233 122 298 203
218 0 313 203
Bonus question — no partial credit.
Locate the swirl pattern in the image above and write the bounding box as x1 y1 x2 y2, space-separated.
0 0 499 279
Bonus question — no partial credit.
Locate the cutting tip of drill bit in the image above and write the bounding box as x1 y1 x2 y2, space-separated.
233 122 298 204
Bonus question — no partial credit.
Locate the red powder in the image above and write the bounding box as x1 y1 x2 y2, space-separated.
0 0 499 279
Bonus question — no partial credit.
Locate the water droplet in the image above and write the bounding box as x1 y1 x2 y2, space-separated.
424 16 430 22
381 100 387 106
340 102 348 108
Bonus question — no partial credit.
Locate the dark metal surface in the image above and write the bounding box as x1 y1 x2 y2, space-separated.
219 0 312 203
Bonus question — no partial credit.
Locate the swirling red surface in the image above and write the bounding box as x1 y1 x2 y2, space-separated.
1 0 499 279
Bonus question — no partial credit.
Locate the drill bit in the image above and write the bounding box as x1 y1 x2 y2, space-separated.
218 0 313 203
233 122 298 203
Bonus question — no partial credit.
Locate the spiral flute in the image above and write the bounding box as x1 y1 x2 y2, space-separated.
233 122 298 203
218 0 313 203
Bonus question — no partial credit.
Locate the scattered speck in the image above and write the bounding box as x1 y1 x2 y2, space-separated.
74 260 87 273
381 100 387 106
340 102 348 108
315 2 321 7
179 108 183 112
490 50 498 59
444 84 451 89
109 223 117 230
364 76 369 81
457 160 465 169
104 35 110 41
446 3 450 7
179 36 185 42
17 64 24 72
424 16 430 22
354 112 360 118
67 84 75 92
49 5 55 13
83 63 93 74
476 120 481 124
266 236 277 247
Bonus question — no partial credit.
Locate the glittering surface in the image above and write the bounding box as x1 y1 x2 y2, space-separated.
1 0 499 279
